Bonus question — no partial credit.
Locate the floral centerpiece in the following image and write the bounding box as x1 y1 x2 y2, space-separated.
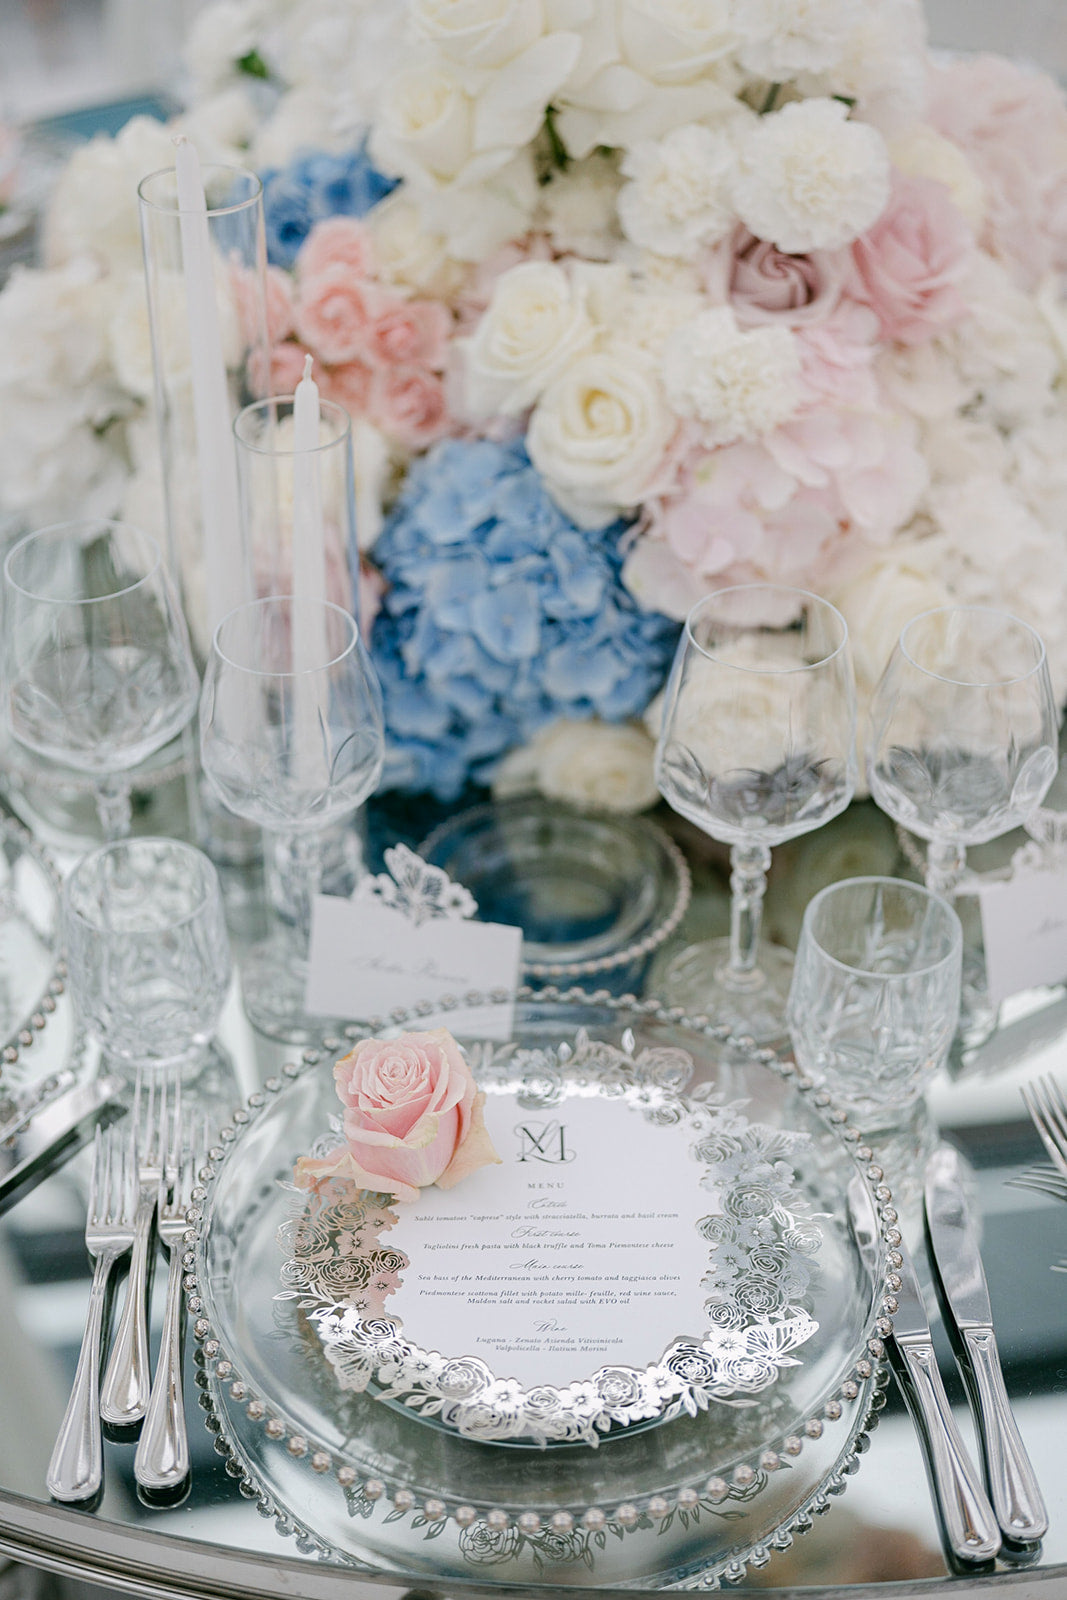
4 0 1067 809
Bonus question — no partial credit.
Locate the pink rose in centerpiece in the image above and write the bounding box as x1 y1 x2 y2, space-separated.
296 1028 501 1204
848 174 973 344
366 297 451 371
297 215 375 281
295 266 383 363
371 366 450 447
706 226 846 328
319 356 375 415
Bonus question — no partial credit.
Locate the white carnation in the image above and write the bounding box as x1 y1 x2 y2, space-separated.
732 98 891 254
796 0 927 136
462 261 594 418
661 307 800 445
618 123 737 259
538 152 622 261
734 0 865 82
527 343 675 527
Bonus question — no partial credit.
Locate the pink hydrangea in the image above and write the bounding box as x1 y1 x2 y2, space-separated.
927 55 1067 289
848 174 973 344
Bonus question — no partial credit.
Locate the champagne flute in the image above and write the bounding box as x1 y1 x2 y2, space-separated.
654 584 856 1041
2 521 199 840
199 595 384 1040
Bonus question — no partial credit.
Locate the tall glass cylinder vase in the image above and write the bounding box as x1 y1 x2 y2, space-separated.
138 162 270 865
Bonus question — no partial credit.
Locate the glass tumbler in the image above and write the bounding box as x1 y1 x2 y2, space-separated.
786 875 962 1131
63 837 232 1071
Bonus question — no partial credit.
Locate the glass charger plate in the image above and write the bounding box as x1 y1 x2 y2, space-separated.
188 992 898 1589
0 817 67 1074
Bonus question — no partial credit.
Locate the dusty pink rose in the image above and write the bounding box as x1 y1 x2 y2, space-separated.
705 226 846 328
365 297 452 371
848 174 973 344
371 366 450 447
232 263 295 349
295 266 383 363
927 55 1067 289
297 215 375 281
248 338 313 397
319 358 375 415
295 1028 501 1203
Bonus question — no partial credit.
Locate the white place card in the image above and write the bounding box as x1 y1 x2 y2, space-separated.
978 863 1067 1004
304 894 523 1036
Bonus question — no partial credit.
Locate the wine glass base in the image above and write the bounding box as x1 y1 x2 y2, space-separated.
653 937 794 1045
240 938 339 1046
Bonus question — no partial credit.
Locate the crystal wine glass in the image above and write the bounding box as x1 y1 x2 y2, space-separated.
199 595 384 1040
654 584 857 1041
866 605 1057 1044
867 607 1058 896
1 521 200 840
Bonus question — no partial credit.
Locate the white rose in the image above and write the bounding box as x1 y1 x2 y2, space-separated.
734 0 865 82
408 0 544 68
732 98 891 254
618 123 737 259
251 87 344 167
43 116 178 273
829 544 951 701
364 193 466 297
537 151 622 261
661 307 801 445
889 124 986 230
183 0 260 94
533 718 662 813
527 343 675 527
174 87 260 166
557 0 740 157
372 61 477 182
410 148 539 261
461 261 595 417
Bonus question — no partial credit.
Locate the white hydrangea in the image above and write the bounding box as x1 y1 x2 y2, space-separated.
617 123 737 259
733 0 865 83
661 307 801 444
732 97 891 254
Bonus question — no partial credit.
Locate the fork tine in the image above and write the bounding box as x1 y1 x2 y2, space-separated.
1022 1080 1067 1176
1041 1074 1067 1150
86 1127 103 1225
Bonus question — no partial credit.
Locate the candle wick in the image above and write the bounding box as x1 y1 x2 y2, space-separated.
302 353 314 384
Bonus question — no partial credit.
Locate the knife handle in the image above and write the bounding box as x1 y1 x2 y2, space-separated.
962 1326 1048 1546
894 1339 1001 1568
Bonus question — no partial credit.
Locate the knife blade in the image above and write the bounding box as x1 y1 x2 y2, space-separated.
885 1232 1000 1569
925 1143 1048 1549
0 1074 126 1216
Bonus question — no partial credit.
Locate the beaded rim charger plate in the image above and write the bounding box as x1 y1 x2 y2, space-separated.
0 816 67 1074
186 991 900 1589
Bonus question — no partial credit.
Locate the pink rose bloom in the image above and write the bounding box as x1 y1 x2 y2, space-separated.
319 358 375 416
296 1028 501 1203
704 226 846 328
297 215 374 282
232 263 295 350
248 339 313 398
365 296 452 371
295 265 382 364
371 366 450 447
927 55 1067 289
848 174 973 344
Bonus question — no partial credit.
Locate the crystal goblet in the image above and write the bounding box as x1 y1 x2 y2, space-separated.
198 595 384 1040
654 584 856 1041
2 521 199 840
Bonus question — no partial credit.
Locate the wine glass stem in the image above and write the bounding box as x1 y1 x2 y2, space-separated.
274 829 324 950
94 777 132 841
926 838 966 900
727 842 772 987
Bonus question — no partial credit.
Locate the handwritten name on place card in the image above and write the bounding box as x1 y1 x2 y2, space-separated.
979 863 1067 1004
304 895 523 1034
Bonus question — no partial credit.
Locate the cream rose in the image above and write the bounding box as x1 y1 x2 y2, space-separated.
409 0 544 68
493 718 660 812
527 343 675 527
461 260 595 417
364 194 466 298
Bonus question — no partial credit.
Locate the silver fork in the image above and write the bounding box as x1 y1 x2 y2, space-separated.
1021 1075 1067 1181
46 1124 135 1502
135 1096 204 1497
100 1068 170 1428
1007 1164 1067 1202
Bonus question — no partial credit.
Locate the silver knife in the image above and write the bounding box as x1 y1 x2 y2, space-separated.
0 1074 125 1215
887 1233 1001 1568
925 1143 1048 1549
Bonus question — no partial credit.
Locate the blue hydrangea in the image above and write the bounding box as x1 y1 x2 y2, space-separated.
260 146 397 268
369 439 680 800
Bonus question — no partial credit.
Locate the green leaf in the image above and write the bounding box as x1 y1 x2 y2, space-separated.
237 48 269 80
